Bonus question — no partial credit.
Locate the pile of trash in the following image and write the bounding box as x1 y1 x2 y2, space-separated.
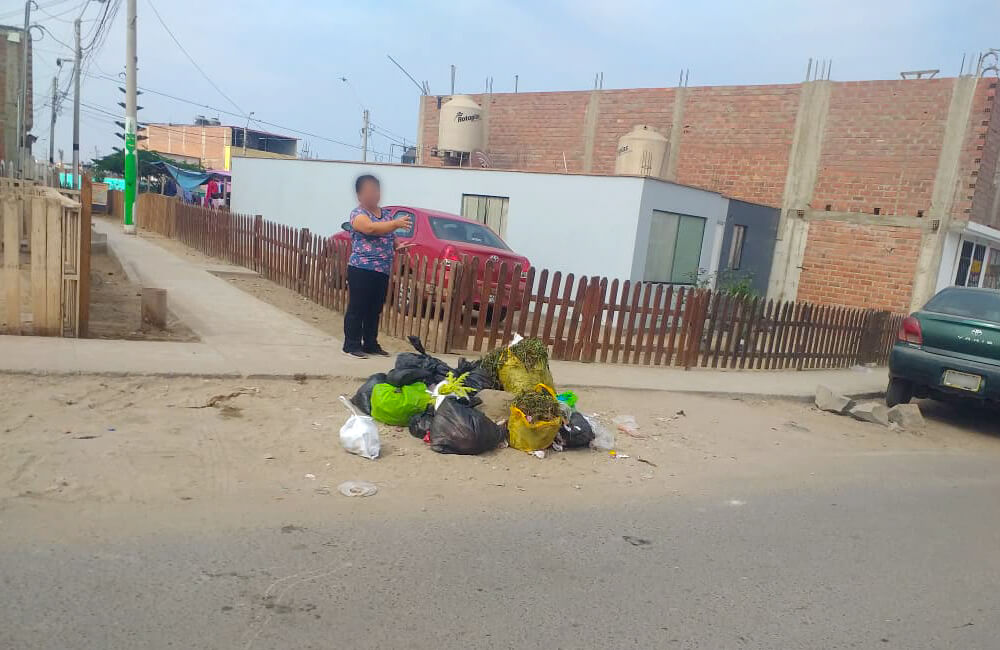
339 335 615 459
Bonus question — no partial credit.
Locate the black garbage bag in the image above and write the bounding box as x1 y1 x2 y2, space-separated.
393 336 451 385
429 398 506 455
350 372 387 416
385 366 437 387
455 357 495 392
556 410 595 448
408 406 435 439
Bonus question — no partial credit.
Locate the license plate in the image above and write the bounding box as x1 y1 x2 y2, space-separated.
942 369 982 392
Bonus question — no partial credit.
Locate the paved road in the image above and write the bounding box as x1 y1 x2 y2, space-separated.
2 450 999 650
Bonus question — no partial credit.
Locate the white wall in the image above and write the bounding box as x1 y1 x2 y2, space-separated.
232 158 647 280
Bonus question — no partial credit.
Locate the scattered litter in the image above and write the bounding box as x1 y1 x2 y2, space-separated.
304 473 316 480
107 427 116 432
551 442 564 452
615 453 630 459
531 450 546 459
613 415 645 438
637 457 658 468
588 416 615 451
293 373 308 384
573 484 582 490
264 455 275 460
675 410 686 417
73 435 98 440
187 387 259 409
727 499 746 506
338 481 377 497
622 535 651 547
338 396 380 460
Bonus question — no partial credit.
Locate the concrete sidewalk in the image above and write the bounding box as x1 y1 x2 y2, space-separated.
0 222 888 399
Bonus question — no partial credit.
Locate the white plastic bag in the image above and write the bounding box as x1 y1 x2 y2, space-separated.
339 395 380 460
587 415 615 451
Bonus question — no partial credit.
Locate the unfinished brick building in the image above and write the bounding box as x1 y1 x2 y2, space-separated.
417 73 1000 313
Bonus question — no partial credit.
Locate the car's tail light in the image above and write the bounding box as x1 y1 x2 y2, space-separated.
898 316 923 345
441 246 461 268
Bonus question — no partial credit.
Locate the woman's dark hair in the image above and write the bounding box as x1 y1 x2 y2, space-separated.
355 174 380 194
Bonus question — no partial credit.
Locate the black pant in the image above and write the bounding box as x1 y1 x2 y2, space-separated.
344 265 389 353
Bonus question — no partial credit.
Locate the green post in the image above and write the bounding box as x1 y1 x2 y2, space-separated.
124 124 137 233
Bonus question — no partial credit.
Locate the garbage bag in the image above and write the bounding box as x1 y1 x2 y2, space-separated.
350 372 387 416
498 353 554 395
408 406 435 439
386 366 437 387
370 382 433 427
429 398 506 455
455 357 496 392
556 410 595 448
587 415 615 451
508 404 561 452
394 336 451 384
339 396 380 460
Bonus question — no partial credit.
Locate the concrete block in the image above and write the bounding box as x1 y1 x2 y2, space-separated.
141 288 168 329
815 384 854 414
90 232 107 255
849 401 891 427
887 403 925 430
476 389 515 423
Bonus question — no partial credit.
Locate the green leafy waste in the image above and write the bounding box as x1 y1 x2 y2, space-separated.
481 337 549 386
511 388 561 421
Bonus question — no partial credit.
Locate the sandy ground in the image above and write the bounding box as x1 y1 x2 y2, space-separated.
88 250 198 341
3 373 998 518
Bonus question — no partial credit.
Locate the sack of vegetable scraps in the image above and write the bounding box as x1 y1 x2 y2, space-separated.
482 335 554 395
507 384 562 452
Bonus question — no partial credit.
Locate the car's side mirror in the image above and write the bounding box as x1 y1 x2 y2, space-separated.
341 221 353 232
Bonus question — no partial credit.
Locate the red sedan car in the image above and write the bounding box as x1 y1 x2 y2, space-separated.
333 205 530 309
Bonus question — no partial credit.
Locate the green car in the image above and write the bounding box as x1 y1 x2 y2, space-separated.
887 287 1000 406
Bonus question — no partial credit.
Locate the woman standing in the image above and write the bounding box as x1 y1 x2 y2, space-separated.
343 174 411 358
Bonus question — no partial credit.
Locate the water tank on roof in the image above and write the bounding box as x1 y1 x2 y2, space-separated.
614 125 669 178
438 95 484 156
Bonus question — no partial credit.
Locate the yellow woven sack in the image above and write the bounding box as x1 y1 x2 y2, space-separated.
498 350 555 395
507 384 561 452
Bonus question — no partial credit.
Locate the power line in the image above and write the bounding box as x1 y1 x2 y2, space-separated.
82 70 372 153
145 0 247 117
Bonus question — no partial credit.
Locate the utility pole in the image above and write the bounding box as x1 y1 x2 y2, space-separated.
48 72 57 164
123 0 137 233
72 18 81 190
15 0 32 176
242 110 254 155
361 109 369 162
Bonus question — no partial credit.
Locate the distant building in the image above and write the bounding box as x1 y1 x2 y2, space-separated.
139 116 297 170
0 25 32 163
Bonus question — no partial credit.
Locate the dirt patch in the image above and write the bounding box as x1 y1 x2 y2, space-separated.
87 250 197 342
2 374 997 510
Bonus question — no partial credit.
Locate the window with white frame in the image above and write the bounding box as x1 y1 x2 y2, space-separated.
728 224 747 270
954 239 1000 288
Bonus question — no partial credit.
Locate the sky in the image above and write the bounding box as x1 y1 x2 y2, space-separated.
4 0 1000 167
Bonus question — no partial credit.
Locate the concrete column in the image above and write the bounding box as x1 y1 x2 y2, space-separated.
766 80 832 302
415 96 426 164
909 75 979 311
663 86 688 182
582 91 599 173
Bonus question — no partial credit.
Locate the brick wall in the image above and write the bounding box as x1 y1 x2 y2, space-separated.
418 78 996 220
140 125 230 169
673 85 799 207
969 79 1000 226
811 80 953 217
796 220 924 312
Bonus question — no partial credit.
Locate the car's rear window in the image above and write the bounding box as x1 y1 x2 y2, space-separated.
428 217 509 250
924 288 1000 322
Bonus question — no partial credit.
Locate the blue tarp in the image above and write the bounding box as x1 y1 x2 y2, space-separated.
152 162 212 192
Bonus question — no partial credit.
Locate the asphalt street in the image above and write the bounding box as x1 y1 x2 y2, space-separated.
2 449 999 649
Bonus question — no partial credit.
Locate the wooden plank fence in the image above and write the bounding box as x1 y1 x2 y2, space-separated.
127 194 904 367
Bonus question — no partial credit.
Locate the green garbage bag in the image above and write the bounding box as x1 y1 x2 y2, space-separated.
370 382 432 427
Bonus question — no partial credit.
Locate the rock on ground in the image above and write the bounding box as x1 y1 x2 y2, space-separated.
477 389 515 423
815 385 854 414
850 401 891 427
888 403 925 430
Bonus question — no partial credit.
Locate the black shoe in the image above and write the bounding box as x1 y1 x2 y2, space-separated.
343 349 367 359
365 347 390 357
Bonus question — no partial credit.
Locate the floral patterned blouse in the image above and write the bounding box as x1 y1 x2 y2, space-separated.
348 206 395 275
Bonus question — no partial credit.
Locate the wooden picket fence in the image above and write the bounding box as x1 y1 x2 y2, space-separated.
130 194 903 366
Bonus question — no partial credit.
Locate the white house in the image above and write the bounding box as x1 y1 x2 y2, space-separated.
231 157 776 287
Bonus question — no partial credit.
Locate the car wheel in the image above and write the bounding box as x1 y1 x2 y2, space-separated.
885 378 913 407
